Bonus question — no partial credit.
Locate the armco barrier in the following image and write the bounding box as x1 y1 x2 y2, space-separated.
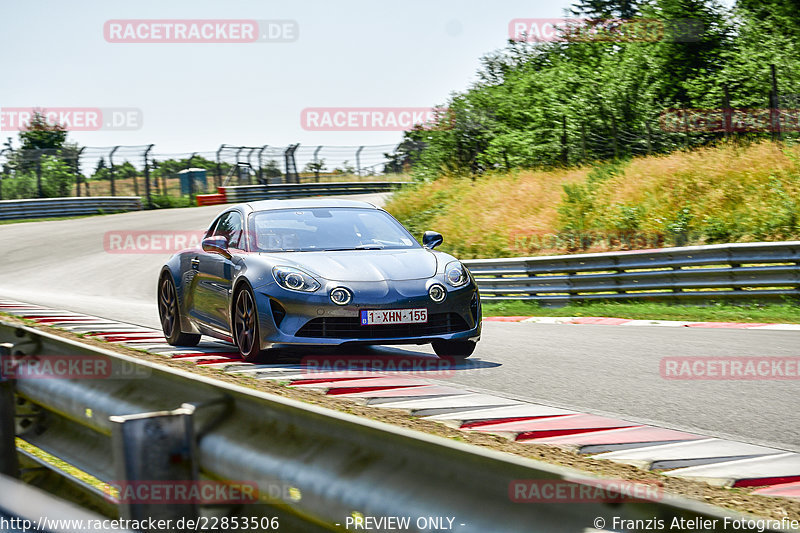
0 197 142 220
0 322 766 532
221 181 408 203
462 241 800 305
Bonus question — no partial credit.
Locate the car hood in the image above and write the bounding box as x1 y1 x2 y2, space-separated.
260 249 438 282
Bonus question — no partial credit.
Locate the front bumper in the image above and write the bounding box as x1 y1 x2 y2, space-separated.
253 278 481 349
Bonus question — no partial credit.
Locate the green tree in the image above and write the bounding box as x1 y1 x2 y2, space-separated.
737 0 800 39
39 156 74 197
18 111 67 152
570 0 641 18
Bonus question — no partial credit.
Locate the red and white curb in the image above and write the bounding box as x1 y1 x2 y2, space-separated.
2 298 800 501
485 316 800 330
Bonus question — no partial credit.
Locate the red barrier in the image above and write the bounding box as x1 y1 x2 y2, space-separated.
196 193 226 206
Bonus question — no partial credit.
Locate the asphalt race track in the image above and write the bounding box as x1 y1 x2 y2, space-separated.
0 193 798 453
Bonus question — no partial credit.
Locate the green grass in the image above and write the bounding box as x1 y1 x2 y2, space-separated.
482 300 800 323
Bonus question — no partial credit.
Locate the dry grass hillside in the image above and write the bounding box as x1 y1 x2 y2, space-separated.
385 141 800 258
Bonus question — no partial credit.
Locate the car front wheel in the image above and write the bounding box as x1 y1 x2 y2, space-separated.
432 340 476 359
159 275 201 347
233 286 261 362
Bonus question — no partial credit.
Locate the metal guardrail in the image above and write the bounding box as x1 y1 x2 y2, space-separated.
0 473 130 533
463 241 800 304
0 197 142 221
221 182 409 203
0 322 767 532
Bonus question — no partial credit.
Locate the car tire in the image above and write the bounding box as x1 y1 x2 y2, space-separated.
432 340 475 359
159 275 201 347
233 285 261 362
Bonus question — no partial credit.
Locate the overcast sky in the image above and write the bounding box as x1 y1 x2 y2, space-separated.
0 0 583 155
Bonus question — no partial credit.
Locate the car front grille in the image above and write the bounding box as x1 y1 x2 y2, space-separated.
295 312 470 339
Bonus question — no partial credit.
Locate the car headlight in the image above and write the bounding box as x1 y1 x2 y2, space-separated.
272 266 321 292
444 261 469 287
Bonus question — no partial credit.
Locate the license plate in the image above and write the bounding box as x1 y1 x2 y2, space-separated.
360 308 427 325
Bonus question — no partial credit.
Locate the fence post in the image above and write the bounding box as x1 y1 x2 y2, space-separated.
722 85 732 141
216 145 224 188
314 145 322 182
284 144 299 184
258 145 268 183
74 147 85 197
770 64 782 141
355 146 364 179
246 148 257 185
109 146 119 197
143 144 154 208
35 151 43 198
0 149 6 200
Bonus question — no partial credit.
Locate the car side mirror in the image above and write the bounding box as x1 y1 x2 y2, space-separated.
202 236 232 258
422 231 443 250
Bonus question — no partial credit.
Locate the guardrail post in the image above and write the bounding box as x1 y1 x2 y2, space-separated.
110 405 199 523
0 343 19 478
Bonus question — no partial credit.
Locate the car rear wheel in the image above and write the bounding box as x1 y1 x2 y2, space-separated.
233 286 261 362
159 276 201 346
432 340 475 359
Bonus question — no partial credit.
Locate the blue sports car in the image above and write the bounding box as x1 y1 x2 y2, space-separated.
158 199 481 361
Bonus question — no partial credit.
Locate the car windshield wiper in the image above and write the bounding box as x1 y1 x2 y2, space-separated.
320 245 385 251
261 249 315 253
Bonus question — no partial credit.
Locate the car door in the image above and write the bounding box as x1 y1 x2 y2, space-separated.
189 210 244 333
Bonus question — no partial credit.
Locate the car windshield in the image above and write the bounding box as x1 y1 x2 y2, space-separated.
247 208 420 252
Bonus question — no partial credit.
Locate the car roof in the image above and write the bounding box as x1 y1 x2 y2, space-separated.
241 198 379 212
